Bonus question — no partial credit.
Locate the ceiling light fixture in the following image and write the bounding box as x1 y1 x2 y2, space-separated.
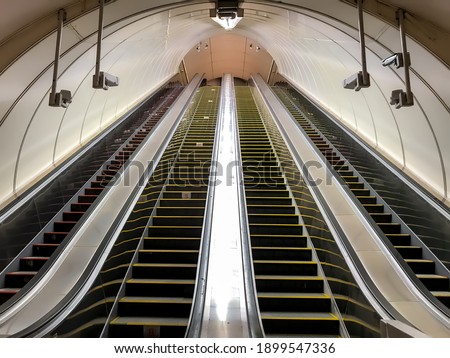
210 0 244 30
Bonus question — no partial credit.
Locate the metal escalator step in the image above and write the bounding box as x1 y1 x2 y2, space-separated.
245 189 290 198
363 204 385 213
247 205 295 215
248 214 298 225
143 237 200 250
405 259 435 273
253 260 317 275
394 246 422 259
416 274 449 291
252 247 312 261
132 263 197 279
0 288 20 305
385 233 411 246
20 257 49 270
109 316 188 338
249 223 303 236
260 312 339 335
138 250 198 263
118 296 193 317
43 232 68 243
357 196 377 204
159 199 205 207
5 271 38 288
163 191 207 199
125 278 195 297
152 216 204 226
258 292 331 312
147 226 202 237
251 234 308 247
32 243 59 256
377 222 401 234
246 197 292 206
370 213 393 223
431 291 450 308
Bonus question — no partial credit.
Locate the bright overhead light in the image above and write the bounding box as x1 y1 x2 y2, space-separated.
211 14 242 30
210 1 243 30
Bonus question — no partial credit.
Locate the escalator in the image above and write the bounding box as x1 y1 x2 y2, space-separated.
0 85 184 306
274 85 450 309
235 86 340 337
107 86 220 338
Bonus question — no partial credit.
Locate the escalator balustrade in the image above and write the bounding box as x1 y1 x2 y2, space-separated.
236 87 340 337
274 86 450 309
108 87 219 338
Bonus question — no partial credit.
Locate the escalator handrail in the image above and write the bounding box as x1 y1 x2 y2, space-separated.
0 85 182 316
234 83 265 338
185 84 222 338
8 75 204 337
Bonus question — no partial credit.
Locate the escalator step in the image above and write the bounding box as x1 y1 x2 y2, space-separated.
159 199 205 207
250 224 303 236
63 212 85 221
258 292 331 312
44 232 68 243
85 187 104 196
254 261 317 275
247 205 296 215
33 243 59 256
252 247 312 261
370 213 392 223
144 237 200 250
405 259 435 273
152 216 204 226
109 317 188 338
245 190 290 198
163 191 207 199
363 204 385 213
5 271 37 288
53 221 77 232
246 197 292 206
251 235 307 248
132 263 197 279
0 288 20 305
356 196 377 204
417 275 449 291
155 207 205 216
20 257 49 270
147 226 202 237
341 176 359 183
394 246 422 259
378 223 401 234
431 291 450 308
248 214 298 225
138 250 198 263
78 195 98 204
118 297 192 317
346 182 365 190
125 278 195 297
71 203 91 212
386 234 411 246
261 312 339 335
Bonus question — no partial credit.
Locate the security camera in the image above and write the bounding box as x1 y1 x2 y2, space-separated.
49 89 72 108
390 89 413 109
382 53 404 68
93 71 119 90
343 71 370 91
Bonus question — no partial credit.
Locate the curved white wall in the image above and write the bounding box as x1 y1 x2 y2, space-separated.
1 0 450 209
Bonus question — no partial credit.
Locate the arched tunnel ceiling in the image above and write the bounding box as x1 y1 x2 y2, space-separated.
1 0 450 210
